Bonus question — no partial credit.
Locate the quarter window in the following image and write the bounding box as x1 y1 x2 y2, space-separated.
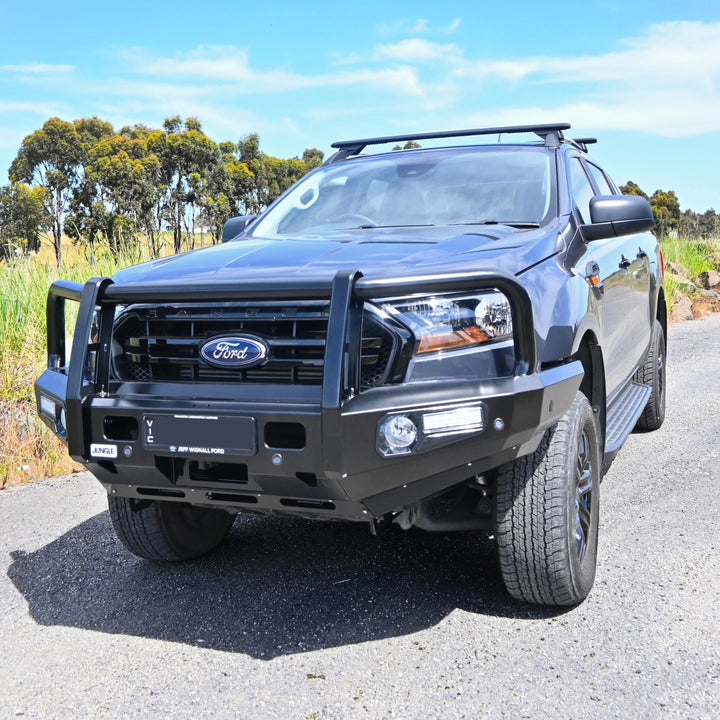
587 163 613 195
569 158 594 223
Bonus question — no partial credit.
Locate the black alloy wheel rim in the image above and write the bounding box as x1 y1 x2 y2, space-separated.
657 343 665 407
574 429 594 562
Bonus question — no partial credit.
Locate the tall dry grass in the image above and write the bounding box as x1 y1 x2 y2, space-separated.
0 240 160 485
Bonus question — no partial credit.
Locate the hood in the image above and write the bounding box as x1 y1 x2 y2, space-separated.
112 224 561 286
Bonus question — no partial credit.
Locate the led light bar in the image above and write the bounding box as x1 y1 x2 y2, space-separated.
421 405 485 435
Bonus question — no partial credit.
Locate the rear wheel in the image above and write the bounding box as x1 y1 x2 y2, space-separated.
634 319 666 432
108 496 236 561
495 392 600 606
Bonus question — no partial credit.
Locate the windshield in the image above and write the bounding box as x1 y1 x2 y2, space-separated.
249 146 556 238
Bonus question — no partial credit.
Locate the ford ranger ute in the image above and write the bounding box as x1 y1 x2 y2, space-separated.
36 124 665 606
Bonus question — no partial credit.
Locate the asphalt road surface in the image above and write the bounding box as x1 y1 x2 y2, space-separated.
1 314 719 719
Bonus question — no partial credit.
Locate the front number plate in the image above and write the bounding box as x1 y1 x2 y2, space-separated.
142 414 256 456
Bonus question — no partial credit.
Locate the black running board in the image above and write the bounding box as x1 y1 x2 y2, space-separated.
605 381 651 456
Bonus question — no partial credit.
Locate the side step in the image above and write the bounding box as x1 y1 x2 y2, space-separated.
605 381 651 456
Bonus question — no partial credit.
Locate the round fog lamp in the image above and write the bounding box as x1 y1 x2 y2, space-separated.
380 415 418 450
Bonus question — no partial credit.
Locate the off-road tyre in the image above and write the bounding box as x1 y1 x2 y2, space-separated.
495 392 600 606
108 496 236 561
633 319 666 432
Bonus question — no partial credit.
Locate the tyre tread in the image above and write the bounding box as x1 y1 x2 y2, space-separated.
634 319 665 432
108 496 182 561
495 393 599 606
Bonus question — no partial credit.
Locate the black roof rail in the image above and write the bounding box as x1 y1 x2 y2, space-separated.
570 137 597 153
327 123 572 162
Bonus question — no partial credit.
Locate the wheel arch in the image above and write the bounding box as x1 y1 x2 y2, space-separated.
656 286 667 340
572 331 606 448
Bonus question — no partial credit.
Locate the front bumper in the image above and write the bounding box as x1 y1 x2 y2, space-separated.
35 271 583 522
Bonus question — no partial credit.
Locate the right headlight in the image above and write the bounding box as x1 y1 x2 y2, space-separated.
380 290 513 354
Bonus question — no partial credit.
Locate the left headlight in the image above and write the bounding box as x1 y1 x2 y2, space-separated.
380 291 512 354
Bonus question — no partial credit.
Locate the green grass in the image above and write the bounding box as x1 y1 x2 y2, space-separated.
660 235 720 308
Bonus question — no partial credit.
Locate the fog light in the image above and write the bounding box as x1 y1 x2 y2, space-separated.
421 405 485 436
378 415 418 456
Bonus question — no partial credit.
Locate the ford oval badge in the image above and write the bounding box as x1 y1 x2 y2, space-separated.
200 335 268 369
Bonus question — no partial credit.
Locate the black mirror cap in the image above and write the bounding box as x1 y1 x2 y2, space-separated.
222 215 257 241
583 195 654 241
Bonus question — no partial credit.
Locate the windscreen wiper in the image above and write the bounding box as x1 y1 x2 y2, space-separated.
450 220 541 229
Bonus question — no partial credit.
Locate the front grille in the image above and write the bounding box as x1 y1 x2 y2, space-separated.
111 301 397 389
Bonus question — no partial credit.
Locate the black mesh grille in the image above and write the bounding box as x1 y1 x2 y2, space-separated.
112 301 396 389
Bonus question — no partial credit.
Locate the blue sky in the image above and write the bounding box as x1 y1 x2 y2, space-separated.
1 0 718 211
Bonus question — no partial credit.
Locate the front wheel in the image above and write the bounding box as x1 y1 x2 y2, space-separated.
495 392 601 606
108 496 236 561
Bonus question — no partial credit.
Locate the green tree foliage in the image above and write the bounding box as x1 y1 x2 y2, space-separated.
679 208 719 238
9 117 84 265
619 181 649 201
148 117 222 253
649 189 681 237
5 115 335 258
302 148 324 170
234 133 309 214
392 140 422 151
0 182 51 259
68 128 163 257
621 181 681 237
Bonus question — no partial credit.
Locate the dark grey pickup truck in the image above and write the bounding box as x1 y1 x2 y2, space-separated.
36 123 665 606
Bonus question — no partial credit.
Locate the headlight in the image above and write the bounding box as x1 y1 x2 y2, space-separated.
380 291 512 354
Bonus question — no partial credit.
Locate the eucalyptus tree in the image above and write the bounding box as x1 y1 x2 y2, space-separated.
236 133 310 214
0 182 50 258
80 131 162 256
147 116 221 253
9 118 84 265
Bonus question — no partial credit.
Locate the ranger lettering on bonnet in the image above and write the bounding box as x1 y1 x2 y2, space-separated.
35 124 665 606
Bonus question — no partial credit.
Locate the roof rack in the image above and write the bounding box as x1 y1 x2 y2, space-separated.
570 137 597 153
327 123 572 163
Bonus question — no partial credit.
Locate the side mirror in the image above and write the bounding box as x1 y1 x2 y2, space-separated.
222 215 257 241
582 195 654 241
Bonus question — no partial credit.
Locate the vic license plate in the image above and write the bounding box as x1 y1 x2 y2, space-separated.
142 414 256 456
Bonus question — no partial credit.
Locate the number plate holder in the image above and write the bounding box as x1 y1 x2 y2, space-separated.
142 414 256 457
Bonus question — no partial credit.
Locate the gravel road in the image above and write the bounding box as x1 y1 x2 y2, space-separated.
2 314 719 720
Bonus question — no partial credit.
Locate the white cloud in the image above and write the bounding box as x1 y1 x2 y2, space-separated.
376 18 429 36
0 100 65 115
333 38 461 66
451 21 720 136
0 63 75 74
96 22 720 137
442 19 461 34
121 46 425 97
370 39 462 63
375 17 460 36
454 22 720 87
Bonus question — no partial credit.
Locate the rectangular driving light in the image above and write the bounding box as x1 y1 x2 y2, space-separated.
38 394 67 438
421 405 485 436
39 395 57 419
